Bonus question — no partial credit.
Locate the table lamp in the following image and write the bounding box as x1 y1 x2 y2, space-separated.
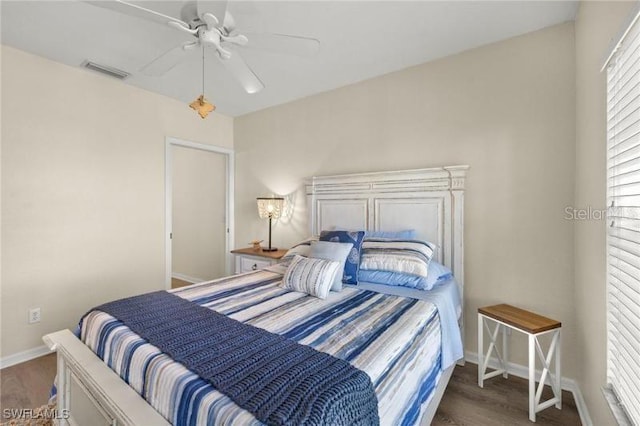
256 197 284 251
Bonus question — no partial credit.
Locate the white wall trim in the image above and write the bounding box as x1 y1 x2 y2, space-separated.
171 272 204 284
602 386 632 426
164 136 235 290
465 350 592 426
574 383 593 426
601 2 640 71
0 344 53 369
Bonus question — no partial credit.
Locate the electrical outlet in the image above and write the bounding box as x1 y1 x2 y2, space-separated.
28 308 41 324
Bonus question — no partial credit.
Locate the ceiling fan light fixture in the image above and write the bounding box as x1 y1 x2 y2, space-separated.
190 95 216 119
85 0 319 102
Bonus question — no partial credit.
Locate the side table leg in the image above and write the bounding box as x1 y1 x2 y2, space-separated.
502 324 509 378
478 313 484 388
555 329 562 409
529 333 536 422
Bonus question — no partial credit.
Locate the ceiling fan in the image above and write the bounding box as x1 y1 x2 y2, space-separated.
88 0 320 94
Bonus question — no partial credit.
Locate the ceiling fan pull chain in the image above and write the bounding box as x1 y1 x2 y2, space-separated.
202 44 205 96
189 44 215 118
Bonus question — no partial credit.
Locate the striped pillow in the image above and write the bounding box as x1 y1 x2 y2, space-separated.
283 255 341 299
360 239 435 277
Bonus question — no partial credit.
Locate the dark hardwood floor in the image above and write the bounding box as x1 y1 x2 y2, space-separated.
171 277 193 289
1 355 581 425
0 353 56 420
434 363 581 425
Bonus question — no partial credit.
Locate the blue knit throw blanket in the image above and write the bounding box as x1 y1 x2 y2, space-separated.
86 291 380 426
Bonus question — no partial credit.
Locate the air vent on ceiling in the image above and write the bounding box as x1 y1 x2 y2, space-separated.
82 61 130 80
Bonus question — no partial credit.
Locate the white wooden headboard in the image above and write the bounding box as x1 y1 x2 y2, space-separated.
305 165 468 284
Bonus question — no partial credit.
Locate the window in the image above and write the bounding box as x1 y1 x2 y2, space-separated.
606 7 640 425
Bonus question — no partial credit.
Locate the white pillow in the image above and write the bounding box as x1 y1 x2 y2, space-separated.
360 239 435 276
282 255 340 299
280 237 318 263
309 240 354 292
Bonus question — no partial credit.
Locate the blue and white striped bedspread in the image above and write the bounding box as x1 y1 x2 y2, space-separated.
80 269 444 425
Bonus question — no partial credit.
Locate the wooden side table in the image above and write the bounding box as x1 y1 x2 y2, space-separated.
231 247 288 274
478 304 562 422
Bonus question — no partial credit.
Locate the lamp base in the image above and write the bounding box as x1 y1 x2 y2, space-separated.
262 247 278 252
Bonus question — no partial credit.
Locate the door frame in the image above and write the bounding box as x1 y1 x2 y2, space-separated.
165 136 234 289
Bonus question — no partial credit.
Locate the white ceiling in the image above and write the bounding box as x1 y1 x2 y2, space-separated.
1 1 578 117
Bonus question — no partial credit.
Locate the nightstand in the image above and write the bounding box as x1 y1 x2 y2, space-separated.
231 247 288 274
478 304 562 422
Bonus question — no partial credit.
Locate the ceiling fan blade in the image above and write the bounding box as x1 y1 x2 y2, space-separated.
220 33 248 46
87 1 189 29
197 1 228 27
241 33 320 57
168 21 198 36
216 50 264 94
201 12 219 29
222 11 236 34
141 42 196 76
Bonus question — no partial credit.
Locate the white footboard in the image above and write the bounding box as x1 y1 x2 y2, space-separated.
44 329 455 425
43 329 169 426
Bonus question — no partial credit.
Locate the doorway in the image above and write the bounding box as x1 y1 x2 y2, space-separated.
165 137 234 289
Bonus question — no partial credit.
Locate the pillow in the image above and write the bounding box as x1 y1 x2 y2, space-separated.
359 238 435 277
319 230 366 284
282 255 340 299
358 270 427 289
309 240 354 292
365 229 417 239
425 261 453 288
333 228 416 240
358 260 452 291
280 237 319 263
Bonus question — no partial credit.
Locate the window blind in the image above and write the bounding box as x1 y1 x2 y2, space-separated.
607 9 640 426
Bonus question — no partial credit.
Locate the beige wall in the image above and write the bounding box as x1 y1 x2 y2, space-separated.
172 145 227 281
235 23 577 375
2 5 633 420
0 45 233 357
575 2 636 424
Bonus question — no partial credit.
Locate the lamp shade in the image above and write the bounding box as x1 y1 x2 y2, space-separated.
256 197 284 220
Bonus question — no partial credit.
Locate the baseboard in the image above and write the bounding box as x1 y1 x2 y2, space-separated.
171 272 204 284
572 382 592 426
465 350 592 426
0 345 53 369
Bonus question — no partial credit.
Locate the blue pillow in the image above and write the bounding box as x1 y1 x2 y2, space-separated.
319 230 365 284
365 230 417 239
358 270 427 289
358 261 453 291
425 261 453 289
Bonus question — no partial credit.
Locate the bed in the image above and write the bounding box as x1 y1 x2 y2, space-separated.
43 165 468 426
